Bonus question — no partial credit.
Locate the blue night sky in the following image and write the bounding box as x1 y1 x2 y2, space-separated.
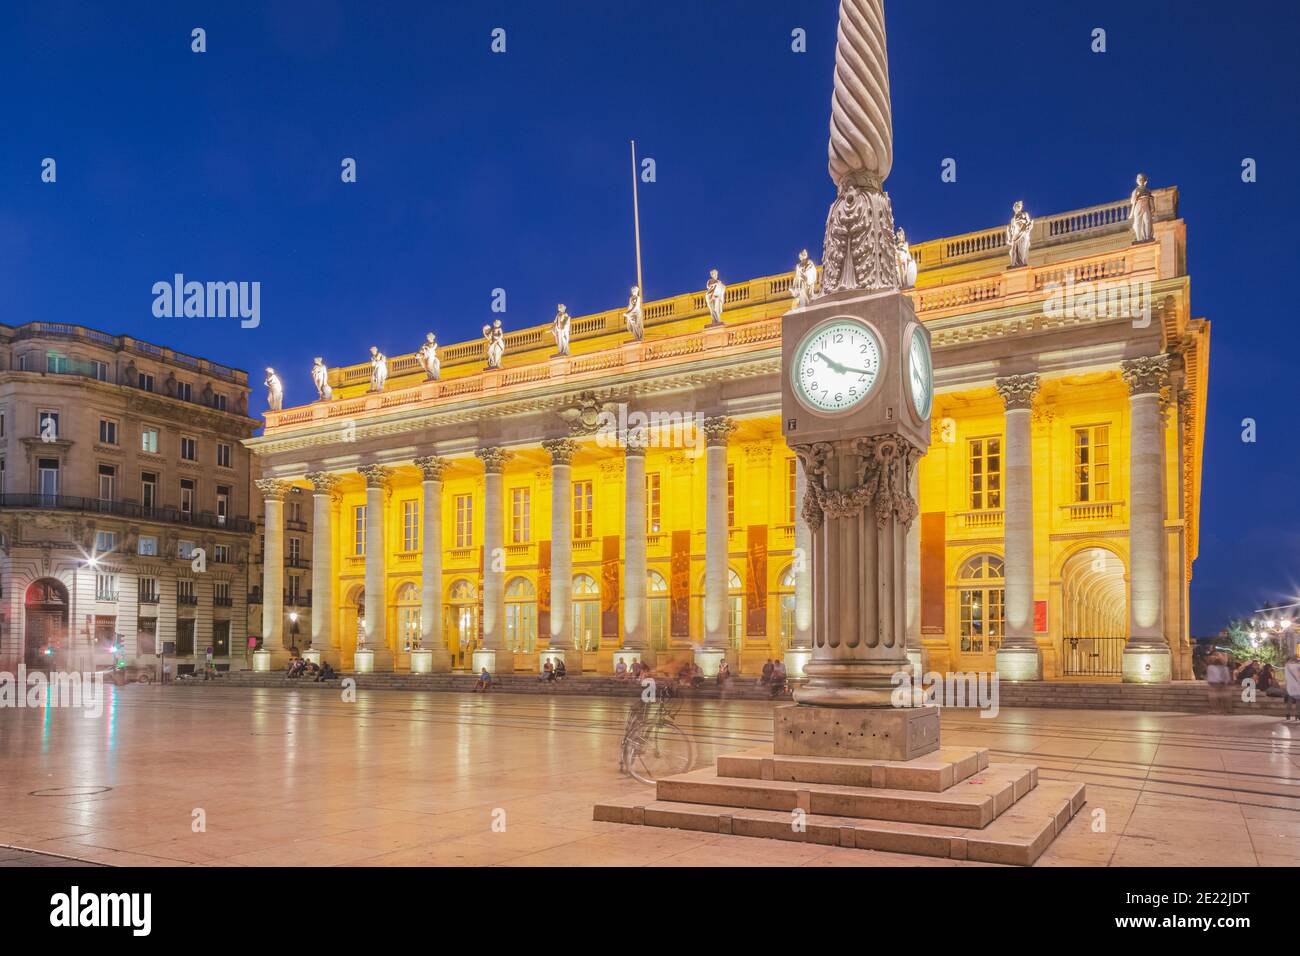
2 0 1297 635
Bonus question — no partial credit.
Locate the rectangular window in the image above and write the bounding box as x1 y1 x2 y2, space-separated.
216 442 232 468
287 574 301 599
354 505 366 555
1073 425 1111 503
98 418 118 445
97 464 117 503
37 409 59 440
214 581 231 604
403 499 420 552
95 572 117 601
727 463 736 527
177 579 196 604
0 407 5 438
140 427 159 454
510 488 530 544
214 394 228 412
138 535 158 557
180 478 195 516
177 381 192 402
646 472 661 534
178 540 196 560
138 372 154 392
288 536 302 562
214 544 230 564
786 458 797 524
968 437 1003 511
212 619 230 656
95 530 117 553
138 577 159 603
92 360 109 382
455 494 473 548
216 485 230 525
180 436 197 461
572 480 593 539
46 352 69 374
141 472 157 513
38 458 59 504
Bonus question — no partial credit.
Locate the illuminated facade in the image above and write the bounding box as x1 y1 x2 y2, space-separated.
247 187 1208 681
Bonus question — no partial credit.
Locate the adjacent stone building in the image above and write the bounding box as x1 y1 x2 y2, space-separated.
0 323 259 675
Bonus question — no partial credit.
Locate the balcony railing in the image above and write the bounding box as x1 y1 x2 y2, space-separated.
138 593 160 605
214 596 233 608
0 494 254 533
1061 501 1122 521
957 510 1005 530
285 592 312 607
177 594 199 606
285 556 311 569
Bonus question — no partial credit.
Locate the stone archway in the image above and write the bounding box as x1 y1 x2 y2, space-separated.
1060 547 1127 676
24 578 69 668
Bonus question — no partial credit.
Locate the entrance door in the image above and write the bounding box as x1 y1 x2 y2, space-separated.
24 579 69 667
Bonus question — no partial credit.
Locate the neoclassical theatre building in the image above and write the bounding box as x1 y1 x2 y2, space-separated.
248 185 1208 682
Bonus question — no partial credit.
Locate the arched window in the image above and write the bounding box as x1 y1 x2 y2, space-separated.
445 578 479 667
505 576 537 654
573 573 600 652
958 554 1005 654
728 568 744 650
648 570 669 651
396 582 421 652
778 565 797 652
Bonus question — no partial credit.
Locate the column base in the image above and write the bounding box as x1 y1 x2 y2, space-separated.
784 647 812 680
353 646 394 673
906 648 923 677
773 704 940 761
474 649 514 675
995 646 1042 682
409 649 433 673
693 648 725 678
1122 645 1171 684
793 658 910 707
302 649 322 666
251 649 278 672
614 648 651 671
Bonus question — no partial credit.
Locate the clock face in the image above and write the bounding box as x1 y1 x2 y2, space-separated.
906 325 933 420
792 319 882 414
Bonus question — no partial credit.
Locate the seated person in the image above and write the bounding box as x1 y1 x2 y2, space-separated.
554 659 568 680
539 659 554 682
614 659 628 680
474 666 492 692
316 661 337 682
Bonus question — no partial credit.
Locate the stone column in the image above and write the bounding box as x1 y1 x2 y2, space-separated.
412 456 449 673
476 447 513 674
905 460 922 676
699 416 736 676
542 438 578 669
252 478 290 672
357 464 394 672
994 375 1042 681
784 456 814 679
620 432 650 667
304 472 341 666
1122 355 1171 682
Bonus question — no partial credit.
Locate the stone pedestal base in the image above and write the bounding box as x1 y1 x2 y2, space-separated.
409 649 433 673
538 647 567 671
614 648 651 671
302 649 322 666
694 648 725 678
353 649 375 673
251 649 276 672
473 648 514 674
1122 645 1171 684
784 648 812 680
995 646 1042 682
773 704 940 762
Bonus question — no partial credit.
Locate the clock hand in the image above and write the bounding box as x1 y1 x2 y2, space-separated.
814 351 850 375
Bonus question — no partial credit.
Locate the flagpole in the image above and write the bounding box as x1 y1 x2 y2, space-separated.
630 139 644 298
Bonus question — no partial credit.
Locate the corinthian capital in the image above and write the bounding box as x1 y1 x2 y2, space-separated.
476 446 514 474
357 464 394 490
304 471 342 495
703 416 737 448
994 374 1040 411
1121 355 1171 396
542 437 580 465
255 478 292 501
413 455 449 482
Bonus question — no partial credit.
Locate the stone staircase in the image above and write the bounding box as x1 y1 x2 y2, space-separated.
594 746 1086 866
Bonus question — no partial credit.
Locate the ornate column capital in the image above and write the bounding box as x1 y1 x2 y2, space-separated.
994 374 1040 411
625 430 649 457
414 455 449 482
476 446 514 475
703 416 737 448
1121 355 1171 396
357 464 394 490
304 471 342 497
541 437 579 465
255 478 292 501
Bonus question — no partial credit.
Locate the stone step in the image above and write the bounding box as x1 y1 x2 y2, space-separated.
655 762 1037 829
594 779 1084 866
716 746 989 793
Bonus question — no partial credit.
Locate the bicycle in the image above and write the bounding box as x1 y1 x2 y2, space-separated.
618 678 695 785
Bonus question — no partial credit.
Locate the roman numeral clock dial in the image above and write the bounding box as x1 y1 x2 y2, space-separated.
792 319 882 413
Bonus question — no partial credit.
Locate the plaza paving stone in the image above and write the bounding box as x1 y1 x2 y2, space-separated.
0 685 1297 866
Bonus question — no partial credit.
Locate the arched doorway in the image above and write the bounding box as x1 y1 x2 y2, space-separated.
1061 547 1127 677
573 574 600 653
395 583 421 653
648 570 669 651
445 578 480 668
955 553 1005 667
505 577 536 654
25 578 69 667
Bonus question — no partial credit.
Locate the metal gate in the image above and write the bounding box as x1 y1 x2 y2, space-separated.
1061 637 1126 677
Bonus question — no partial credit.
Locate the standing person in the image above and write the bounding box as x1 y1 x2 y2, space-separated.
1205 653 1231 714
1285 652 1300 722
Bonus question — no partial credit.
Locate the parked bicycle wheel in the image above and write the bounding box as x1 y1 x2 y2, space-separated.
623 720 694 786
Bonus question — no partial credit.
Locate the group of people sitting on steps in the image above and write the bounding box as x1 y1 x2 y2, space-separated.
284 646 337 682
